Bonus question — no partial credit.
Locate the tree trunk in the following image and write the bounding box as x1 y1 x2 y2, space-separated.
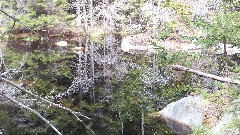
119 112 124 135
89 0 95 104
223 37 227 56
141 110 144 135
171 65 240 85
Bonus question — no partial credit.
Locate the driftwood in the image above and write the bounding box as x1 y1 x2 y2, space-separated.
172 65 240 85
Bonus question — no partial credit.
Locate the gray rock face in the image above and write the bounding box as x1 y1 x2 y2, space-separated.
159 95 240 135
160 96 206 134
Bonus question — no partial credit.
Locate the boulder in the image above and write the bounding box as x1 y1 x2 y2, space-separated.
159 96 207 134
159 95 240 134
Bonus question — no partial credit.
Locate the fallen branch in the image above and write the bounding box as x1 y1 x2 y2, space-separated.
0 77 95 134
0 9 39 36
172 65 240 85
0 77 89 119
0 69 21 77
1 93 62 135
0 9 48 41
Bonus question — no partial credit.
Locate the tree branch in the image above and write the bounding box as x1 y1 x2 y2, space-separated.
0 76 95 134
0 9 46 40
1 93 62 135
0 77 95 134
0 69 21 77
0 77 90 119
0 9 19 22
172 65 240 85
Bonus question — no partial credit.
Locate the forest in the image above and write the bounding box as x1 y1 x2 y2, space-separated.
0 0 240 135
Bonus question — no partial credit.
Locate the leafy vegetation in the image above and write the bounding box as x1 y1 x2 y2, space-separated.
0 0 240 134
162 0 192 23
196 11 240 48
190 125 213 135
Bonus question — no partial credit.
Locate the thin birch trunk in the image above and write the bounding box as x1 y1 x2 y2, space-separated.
89 0 95 104
119 112 124 135
141 110 144 135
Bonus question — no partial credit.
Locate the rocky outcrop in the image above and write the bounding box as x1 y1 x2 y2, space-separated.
121 34 201 53
121 33 240 55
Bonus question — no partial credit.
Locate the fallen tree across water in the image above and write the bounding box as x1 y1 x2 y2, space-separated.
172 65 240 85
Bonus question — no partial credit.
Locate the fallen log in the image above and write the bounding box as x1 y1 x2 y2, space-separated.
172 65 240 85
